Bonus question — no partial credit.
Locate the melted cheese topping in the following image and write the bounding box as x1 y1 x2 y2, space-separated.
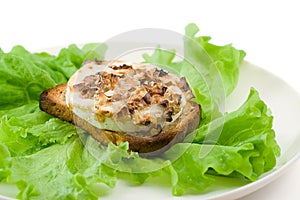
66 60 193 137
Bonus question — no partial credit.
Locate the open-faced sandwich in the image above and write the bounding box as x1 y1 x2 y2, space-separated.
39 60 201 154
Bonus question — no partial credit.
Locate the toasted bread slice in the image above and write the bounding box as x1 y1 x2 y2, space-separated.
40 60 201 155
40 83 200 155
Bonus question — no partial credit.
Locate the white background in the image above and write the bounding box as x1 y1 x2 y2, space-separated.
0 0 300 199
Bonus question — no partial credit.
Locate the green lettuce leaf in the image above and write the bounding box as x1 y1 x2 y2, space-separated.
184 23 246 97
53 43 107 79
0 54 56 109
0 143 10 181
7 46 66 84
4 137 116 200
0 103 77 156
83 137 170 185
0 43 107 110
164 88 280 196
143 23 246 123
165 143 255 195
2 134 168 200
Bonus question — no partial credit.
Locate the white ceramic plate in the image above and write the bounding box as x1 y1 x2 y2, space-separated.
1 57 300 200
102 61 300 200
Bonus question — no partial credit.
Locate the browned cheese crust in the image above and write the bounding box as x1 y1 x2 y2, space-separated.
39 62 201 155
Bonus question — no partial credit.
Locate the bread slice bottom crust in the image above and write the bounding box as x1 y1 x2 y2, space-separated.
39 84 200 155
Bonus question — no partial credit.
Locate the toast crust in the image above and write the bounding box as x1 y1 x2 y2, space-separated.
40 83 200 155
